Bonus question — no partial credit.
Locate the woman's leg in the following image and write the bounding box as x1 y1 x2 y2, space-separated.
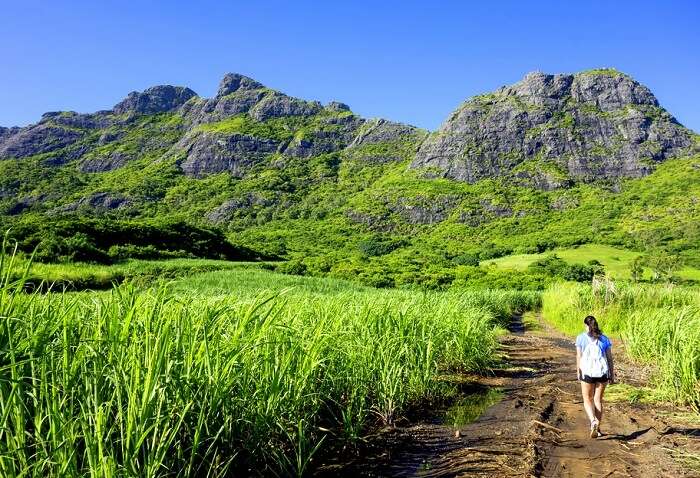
580 381 596 423
593 381 607 423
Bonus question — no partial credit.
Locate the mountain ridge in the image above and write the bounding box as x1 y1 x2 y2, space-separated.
0 69 693 184
0 72 426 178
1 68 698 288
1 68 693 130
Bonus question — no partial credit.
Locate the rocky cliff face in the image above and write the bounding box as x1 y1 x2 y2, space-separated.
0 74 387 176
0 122 85 160
172 73 419 177
113 85 197 115
0 84 193 164
411 69 693 188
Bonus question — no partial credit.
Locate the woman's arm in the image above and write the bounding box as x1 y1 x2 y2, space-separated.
606 348 615 384
576 347 582 380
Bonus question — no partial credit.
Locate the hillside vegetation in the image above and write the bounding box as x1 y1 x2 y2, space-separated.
1 69 698 289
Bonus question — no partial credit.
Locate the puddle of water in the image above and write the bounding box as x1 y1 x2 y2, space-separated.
443 388 503 428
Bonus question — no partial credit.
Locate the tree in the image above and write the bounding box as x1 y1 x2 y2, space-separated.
630 256 644 282
645 251 683 283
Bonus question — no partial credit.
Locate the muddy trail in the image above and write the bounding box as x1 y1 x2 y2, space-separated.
316 315 700 477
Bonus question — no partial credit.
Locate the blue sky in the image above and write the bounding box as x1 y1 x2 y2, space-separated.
2 1 698 131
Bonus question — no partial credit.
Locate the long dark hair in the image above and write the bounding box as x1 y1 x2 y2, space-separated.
584 315 602 339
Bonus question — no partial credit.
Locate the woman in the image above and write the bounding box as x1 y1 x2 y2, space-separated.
576 315 615 438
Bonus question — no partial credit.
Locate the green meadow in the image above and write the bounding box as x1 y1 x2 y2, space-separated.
482 243 700 281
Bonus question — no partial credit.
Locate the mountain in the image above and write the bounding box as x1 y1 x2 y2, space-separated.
412 69 692 188
1 69 698 287
0 73 422 177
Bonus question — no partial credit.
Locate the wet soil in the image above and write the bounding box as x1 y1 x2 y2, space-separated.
316 314 700 477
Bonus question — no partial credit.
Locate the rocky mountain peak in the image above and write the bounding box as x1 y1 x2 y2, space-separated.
0 126 21 143
498 69 659 111
411 68 692 188
500 71 573 107
326 101 351 112
216 73 265 98
569 69 659 111
113 85 197 115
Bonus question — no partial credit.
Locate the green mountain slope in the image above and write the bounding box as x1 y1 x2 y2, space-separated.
1 69 698 287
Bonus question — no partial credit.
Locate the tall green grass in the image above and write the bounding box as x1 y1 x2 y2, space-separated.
0 243 539 476
543 282 700 409
5 254 268 291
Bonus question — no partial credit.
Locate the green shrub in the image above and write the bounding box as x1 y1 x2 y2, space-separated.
562 263 597 282
478 246 513 261
527 254 601 282
528 254 568 276
276 258 308 275
33 232 112 264
357 236 405 257
453 253 480 266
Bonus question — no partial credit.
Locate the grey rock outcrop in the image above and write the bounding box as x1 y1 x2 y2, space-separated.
54 192 131 214
79 151 130 173
180 73 324 125
345 209 395 232
326 101 351 112
0 123 84 159
206 193 278 223
41 111 114 129
213 89 266 116
0 71 425 178
0 109 125 160
181 89 267 125
411 69 693 186
175 73 384 172
2 68 692 195
179 132 281 178
216 73 264 97
180 74 268 125
283 115 365 158
349 119 422 147
388 195 458 224
113 85 197 115
570 73 658 110
0 126 21 144
344 119 427 163
5 195 45 215
97 130 125 145
249 92 323 121
282 133 341 158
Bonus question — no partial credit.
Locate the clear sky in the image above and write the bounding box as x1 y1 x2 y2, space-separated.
2 0 698 131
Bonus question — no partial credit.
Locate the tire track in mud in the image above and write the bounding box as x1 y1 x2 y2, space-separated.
316 314 700 477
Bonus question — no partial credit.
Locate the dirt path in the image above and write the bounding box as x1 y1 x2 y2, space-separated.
317 314 700 477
